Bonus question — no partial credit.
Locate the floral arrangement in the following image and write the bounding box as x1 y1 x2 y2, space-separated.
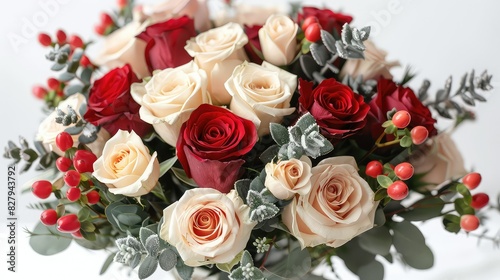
6 0 497 279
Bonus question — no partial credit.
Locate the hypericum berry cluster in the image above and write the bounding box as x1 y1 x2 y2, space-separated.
459 172 488 232
37 29 85 50
366 160 414 201
94 12 116 36
32 131 101 237
383 110 430 147
301 16 322 42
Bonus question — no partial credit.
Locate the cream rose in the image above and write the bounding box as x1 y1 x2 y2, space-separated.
36 93 109 157
339 40 400 81
91 8 150 79
159 189 256 266
282 156 378 248
213 3 289 27
226 61 296 136
131 61 211 146
259 14 298 66
265 156 312 200
410 132 467 190
185 22 248 105
92 130 160 197
143 0 210 32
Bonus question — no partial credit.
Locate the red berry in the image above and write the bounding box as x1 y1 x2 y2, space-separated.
73 150 97 173
365 160 384 178
47 78 60 90
392 110 411 129
32 180 53 199
69 35 84 49
57 214 81 233
460 214 480 232
94 23 106 35
394 162 414 180
462 172 482 190
66 187 81 202
37 33 52 46
32 85 48 99
86 190 100 205
387 181 409 200
304 23 322 42
410 126 428 145
301 16 319 31
55 29 67 44
71 230 83 239
55 132 74 152
100 12 114 27
40 209 58 226
471 193 489 210
64 170 81 187
56 156 72 172
80 55 92 68
117 0 128 8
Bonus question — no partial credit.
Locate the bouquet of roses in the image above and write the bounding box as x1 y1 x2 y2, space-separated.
5 0 496 279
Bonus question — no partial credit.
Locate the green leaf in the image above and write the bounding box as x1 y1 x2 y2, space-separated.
264 245 311 279
392 220 434 269
159 248 177 271
159 156 177 178
454 198 475 215
140 227 157 246
150 183 167 202
75 233 112 250
374 188 387 201
358 260 384 280
358 226 392 256
270 123 290 146
443 214 461 233
80 68 93 84
235 179 251 204
259 144 279 163
399 197 445 221
77 207 91 221
80 221 96 232
51 63 66 71
175 260 194 280
337 239 375 274
117 213 143 226
171 167 198 187
456 183 472 204
138 255 158 279
376 175 393 188
59 72 76 82
400 136 413 148
100 252 116 275
384 124 397 134
216 251 243 273
64 84 84 96
381 120 393 128
81 230 96 241
29 222 72 255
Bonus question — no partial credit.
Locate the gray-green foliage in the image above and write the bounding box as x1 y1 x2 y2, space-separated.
3 136 52 172
229 251 265 280
113 227 193 280
271 113 333 160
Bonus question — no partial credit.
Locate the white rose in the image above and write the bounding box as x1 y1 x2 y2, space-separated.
410 132 468 190
226 61 296 136
143 0 210 32
91 8 150 79
282 156 378 248
131 61 211 146
339 40 400 81
159 189 256 266
265 156 312 200
36 93 109 157
92 130 160 197
185 22 248 105
259 14 298 66
213 3 289 27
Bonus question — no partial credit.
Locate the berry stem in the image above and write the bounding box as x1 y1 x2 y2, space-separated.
259 236 277 270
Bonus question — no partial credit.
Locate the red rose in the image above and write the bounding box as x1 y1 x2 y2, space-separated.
244 25 263 64
136 16 196 73
84 64 152 137
176 104 258 193
297 7 353 36
298 78 370 142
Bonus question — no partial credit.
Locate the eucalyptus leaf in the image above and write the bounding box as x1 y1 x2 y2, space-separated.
140 226 157 246
259 144 279 163
117 213 143 226
159 156 177 177
64 84 84 96
392 220 434 269
399 197 445 221
358 260 384 280
175 260 194 280
100 252 116 275
138 255 158 279
51 63 66 71
159 248 177 271
358 226 392 255
264 245 311 279
59 72 76 82
29 222 72 255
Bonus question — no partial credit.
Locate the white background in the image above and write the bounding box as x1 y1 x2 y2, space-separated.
1 0 500 279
